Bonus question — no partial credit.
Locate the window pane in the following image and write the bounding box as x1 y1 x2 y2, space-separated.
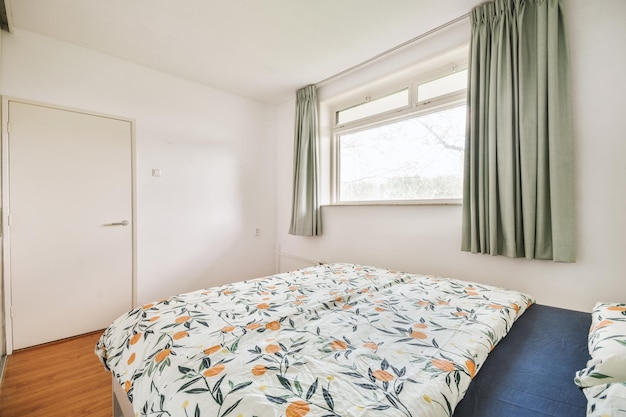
337 89 408 125
417 70 467 102
339 105 465 202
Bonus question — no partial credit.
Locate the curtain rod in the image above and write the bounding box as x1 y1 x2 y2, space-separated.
315 12 470 87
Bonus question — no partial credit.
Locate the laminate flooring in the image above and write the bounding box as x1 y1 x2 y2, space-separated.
0 331 111 417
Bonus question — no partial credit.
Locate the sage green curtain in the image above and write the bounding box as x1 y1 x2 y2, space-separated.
461 0 575 262
289 85 321 236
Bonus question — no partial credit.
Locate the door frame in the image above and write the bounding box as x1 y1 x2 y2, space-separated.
1 96 137 354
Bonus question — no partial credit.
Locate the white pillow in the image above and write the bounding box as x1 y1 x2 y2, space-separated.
575 302 626 388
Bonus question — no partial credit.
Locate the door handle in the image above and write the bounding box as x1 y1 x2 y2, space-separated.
105 220 129 226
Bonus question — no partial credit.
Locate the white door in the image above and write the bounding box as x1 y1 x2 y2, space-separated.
7 100 133 350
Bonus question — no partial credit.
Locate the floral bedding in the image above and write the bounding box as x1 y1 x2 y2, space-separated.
576 302 626 416
576 302 626 387
95 263 533 417
583 382 626 417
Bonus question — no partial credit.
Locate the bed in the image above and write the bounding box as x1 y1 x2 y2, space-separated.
96 263 590 417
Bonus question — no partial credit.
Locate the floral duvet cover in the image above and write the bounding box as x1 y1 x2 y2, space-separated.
96 263 533 417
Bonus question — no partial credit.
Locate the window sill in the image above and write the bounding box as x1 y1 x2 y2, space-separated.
324 199 462 207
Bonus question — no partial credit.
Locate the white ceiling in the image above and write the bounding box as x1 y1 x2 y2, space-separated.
8 1 479 104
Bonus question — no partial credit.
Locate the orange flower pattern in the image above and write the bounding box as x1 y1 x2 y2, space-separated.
95 263 533 417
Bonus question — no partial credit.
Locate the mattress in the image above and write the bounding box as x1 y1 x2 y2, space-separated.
453 304 590 417
96 263 534 417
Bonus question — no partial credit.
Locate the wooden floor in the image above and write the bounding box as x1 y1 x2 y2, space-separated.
0 331 111 417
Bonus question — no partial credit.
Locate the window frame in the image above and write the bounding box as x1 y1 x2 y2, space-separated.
330 64 468 206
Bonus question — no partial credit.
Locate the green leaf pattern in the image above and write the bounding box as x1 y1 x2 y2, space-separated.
95 263 533 417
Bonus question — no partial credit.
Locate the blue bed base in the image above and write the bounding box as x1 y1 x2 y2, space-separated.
453 304 590 417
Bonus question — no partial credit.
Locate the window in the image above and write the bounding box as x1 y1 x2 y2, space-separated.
336 89 409 125
332 67 467 204
417 69 467 102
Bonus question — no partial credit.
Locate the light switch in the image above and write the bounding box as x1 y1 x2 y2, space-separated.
152 169 162 177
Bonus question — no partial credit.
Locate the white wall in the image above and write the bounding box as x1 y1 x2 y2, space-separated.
1 29 277 306
275 0 626 312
